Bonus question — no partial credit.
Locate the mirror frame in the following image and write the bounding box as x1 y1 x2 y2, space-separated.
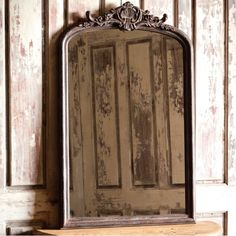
61 1 195 228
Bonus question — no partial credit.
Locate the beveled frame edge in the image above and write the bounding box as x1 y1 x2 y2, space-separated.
60 2 195 229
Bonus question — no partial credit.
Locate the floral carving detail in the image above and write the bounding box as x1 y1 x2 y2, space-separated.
79 1 175 32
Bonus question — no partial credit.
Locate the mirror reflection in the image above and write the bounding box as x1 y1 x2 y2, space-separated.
68 29 185 218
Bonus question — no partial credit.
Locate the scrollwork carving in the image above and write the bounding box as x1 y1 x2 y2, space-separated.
79 1 175 31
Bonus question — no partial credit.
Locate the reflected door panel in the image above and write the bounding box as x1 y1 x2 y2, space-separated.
68 29 185 217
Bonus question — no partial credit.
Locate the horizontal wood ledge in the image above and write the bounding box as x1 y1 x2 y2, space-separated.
34 221 221 235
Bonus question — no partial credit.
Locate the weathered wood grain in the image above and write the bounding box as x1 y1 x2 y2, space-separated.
195 0 225 183
228 0 236 184
8 0 43 186
144 0 174 25
178 0 192 39
0 0 5 189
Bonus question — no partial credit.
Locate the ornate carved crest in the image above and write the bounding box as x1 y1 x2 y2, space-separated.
80 1 174 31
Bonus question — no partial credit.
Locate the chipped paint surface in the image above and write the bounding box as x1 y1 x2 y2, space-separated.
196 0 225 182
9 0 43 185
178 0 192 39
144 0 174 25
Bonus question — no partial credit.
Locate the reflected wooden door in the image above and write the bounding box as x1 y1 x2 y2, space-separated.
69 30 185 217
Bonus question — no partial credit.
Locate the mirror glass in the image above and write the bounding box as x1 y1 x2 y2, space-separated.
67 29 185 218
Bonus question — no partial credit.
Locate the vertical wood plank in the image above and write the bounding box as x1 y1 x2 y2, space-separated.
166 39 185 184
144 0 174 25
152 35 169 188
115 39 131 191
68 35 87 216
67 0 100 24
128 41 156 186
195 0 225 182
47 0 64 194
92 46 121 187
79 33 98 216
9 0 43 186
0 0 5 189
228 0 236 184
178 0 192 39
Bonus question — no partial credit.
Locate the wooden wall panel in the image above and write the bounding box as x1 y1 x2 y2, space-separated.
8 0 44 186
195 0 225 182
178 0 192 39
0 0 5 189
228 0 236 184
144 0 174 25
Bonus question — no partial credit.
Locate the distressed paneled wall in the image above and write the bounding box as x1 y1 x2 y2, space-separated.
0 0 236 234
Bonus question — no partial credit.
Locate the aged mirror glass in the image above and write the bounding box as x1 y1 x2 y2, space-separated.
62 2 194 228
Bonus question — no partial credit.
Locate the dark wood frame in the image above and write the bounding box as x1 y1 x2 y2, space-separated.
61 1 195 228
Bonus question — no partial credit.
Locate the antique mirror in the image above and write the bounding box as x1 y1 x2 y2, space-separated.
61 2 195 228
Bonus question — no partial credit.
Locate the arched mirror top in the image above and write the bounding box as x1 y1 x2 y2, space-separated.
61 1 194 229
